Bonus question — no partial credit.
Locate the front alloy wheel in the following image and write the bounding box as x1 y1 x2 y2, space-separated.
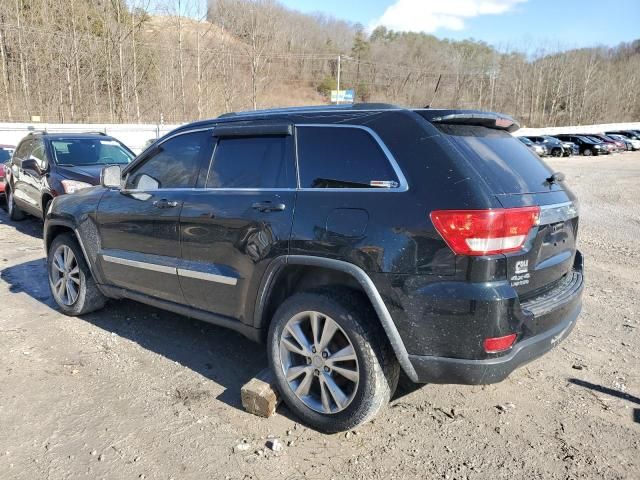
50 244 81 306
47 233 106 316
280 311 359 414
7 188 25 221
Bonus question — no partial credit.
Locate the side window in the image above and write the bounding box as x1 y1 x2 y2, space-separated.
14 139 32 163
30 140 48 170
206 135 293 189
297 126 399 188
125 130 212 190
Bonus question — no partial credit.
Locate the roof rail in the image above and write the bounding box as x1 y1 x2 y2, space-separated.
28 130 108 136
218 103 401 118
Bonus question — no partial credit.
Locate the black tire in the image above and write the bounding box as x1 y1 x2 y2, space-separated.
583 148 592 156
552 148 562 157
47 233 107 316
6 187 25 221
268 288 400 433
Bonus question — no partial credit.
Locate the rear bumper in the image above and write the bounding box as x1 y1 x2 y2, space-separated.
407 251 584 384
409 300 580 384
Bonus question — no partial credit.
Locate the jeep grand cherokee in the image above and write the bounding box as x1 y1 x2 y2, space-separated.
44 104 584 432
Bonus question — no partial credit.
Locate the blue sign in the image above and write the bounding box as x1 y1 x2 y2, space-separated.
344 89 355 102
330 89 356 103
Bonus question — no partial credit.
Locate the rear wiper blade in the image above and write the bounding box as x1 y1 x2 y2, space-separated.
545 172 565 184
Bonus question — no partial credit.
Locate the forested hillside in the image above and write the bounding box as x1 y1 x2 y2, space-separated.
0 0 638 125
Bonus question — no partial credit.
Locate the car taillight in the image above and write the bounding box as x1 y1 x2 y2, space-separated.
484 333 517 353
430 207 540 256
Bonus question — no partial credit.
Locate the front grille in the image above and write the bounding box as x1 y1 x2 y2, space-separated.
520 270 582 317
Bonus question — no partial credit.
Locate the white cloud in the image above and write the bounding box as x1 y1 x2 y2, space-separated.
370 0 527 34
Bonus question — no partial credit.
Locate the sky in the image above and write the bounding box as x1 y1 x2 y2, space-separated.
278 0 640 51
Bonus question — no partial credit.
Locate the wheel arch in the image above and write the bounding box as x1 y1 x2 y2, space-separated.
255 255 418 381
44 220 93 277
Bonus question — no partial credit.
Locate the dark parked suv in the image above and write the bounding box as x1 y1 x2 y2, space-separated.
5 131 134 220
43 105 584 432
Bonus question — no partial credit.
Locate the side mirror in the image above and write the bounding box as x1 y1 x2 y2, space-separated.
21 158 40 173
101 165 122 189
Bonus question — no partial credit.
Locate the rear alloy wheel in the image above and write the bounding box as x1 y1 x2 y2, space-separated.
583 148 593 156
268 289 399 433
7 188 25 221
279 311 359 414
48 233 106 315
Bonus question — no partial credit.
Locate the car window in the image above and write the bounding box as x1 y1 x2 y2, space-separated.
0 148 11 162
297 126 399 189
50 138 134 166
206 135 294 189
14 139 32 162
125 130 212 190
30 140 48 170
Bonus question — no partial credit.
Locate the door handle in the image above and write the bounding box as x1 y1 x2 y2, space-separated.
153 199 179 209
252 201 286 213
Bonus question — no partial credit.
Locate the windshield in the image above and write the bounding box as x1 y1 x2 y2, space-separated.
586 136 603 143
50 138 134 166
0 148 11 162
518 136 533 145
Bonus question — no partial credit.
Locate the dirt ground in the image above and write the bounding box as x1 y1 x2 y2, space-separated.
1 152 638 480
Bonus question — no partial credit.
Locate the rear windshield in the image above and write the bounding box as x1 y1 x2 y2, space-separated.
0 149 11 162
436 124 558 194
51 138 134 166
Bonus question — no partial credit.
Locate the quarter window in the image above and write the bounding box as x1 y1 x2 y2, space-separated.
206 135 294 189
125 130 212 190
296 126 399 188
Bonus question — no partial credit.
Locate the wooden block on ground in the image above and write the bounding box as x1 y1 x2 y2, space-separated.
241 367 280 418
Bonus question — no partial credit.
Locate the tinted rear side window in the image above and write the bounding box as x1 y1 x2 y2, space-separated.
437 124 557 194
206 135 294 188
297 126 398 188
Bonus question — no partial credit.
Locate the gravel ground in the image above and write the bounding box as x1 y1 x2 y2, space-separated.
0 152 638 480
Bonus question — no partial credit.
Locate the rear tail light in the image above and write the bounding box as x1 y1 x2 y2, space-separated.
484 334 517 353
430 207 540 256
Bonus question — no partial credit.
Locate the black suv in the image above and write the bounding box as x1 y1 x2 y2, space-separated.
43 105 584 432
5 131 134 221
554 134 608 156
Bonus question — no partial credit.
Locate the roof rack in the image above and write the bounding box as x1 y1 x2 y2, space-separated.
218 103 401 118
27 130 108 136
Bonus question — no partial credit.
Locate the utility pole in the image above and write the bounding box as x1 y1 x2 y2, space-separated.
336 54 341 105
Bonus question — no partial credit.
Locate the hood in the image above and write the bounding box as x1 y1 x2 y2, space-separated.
55 164 104 185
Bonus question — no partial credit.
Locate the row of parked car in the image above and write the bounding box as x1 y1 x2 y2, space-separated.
518 129 640 157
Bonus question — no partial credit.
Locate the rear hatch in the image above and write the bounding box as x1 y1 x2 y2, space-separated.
420 110 579 299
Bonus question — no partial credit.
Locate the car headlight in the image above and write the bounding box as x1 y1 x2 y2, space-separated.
61 179 92 194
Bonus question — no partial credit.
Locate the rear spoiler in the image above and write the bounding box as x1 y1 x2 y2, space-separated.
430 112 520 133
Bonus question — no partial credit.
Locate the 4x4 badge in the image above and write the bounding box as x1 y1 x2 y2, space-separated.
515 260 529 275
